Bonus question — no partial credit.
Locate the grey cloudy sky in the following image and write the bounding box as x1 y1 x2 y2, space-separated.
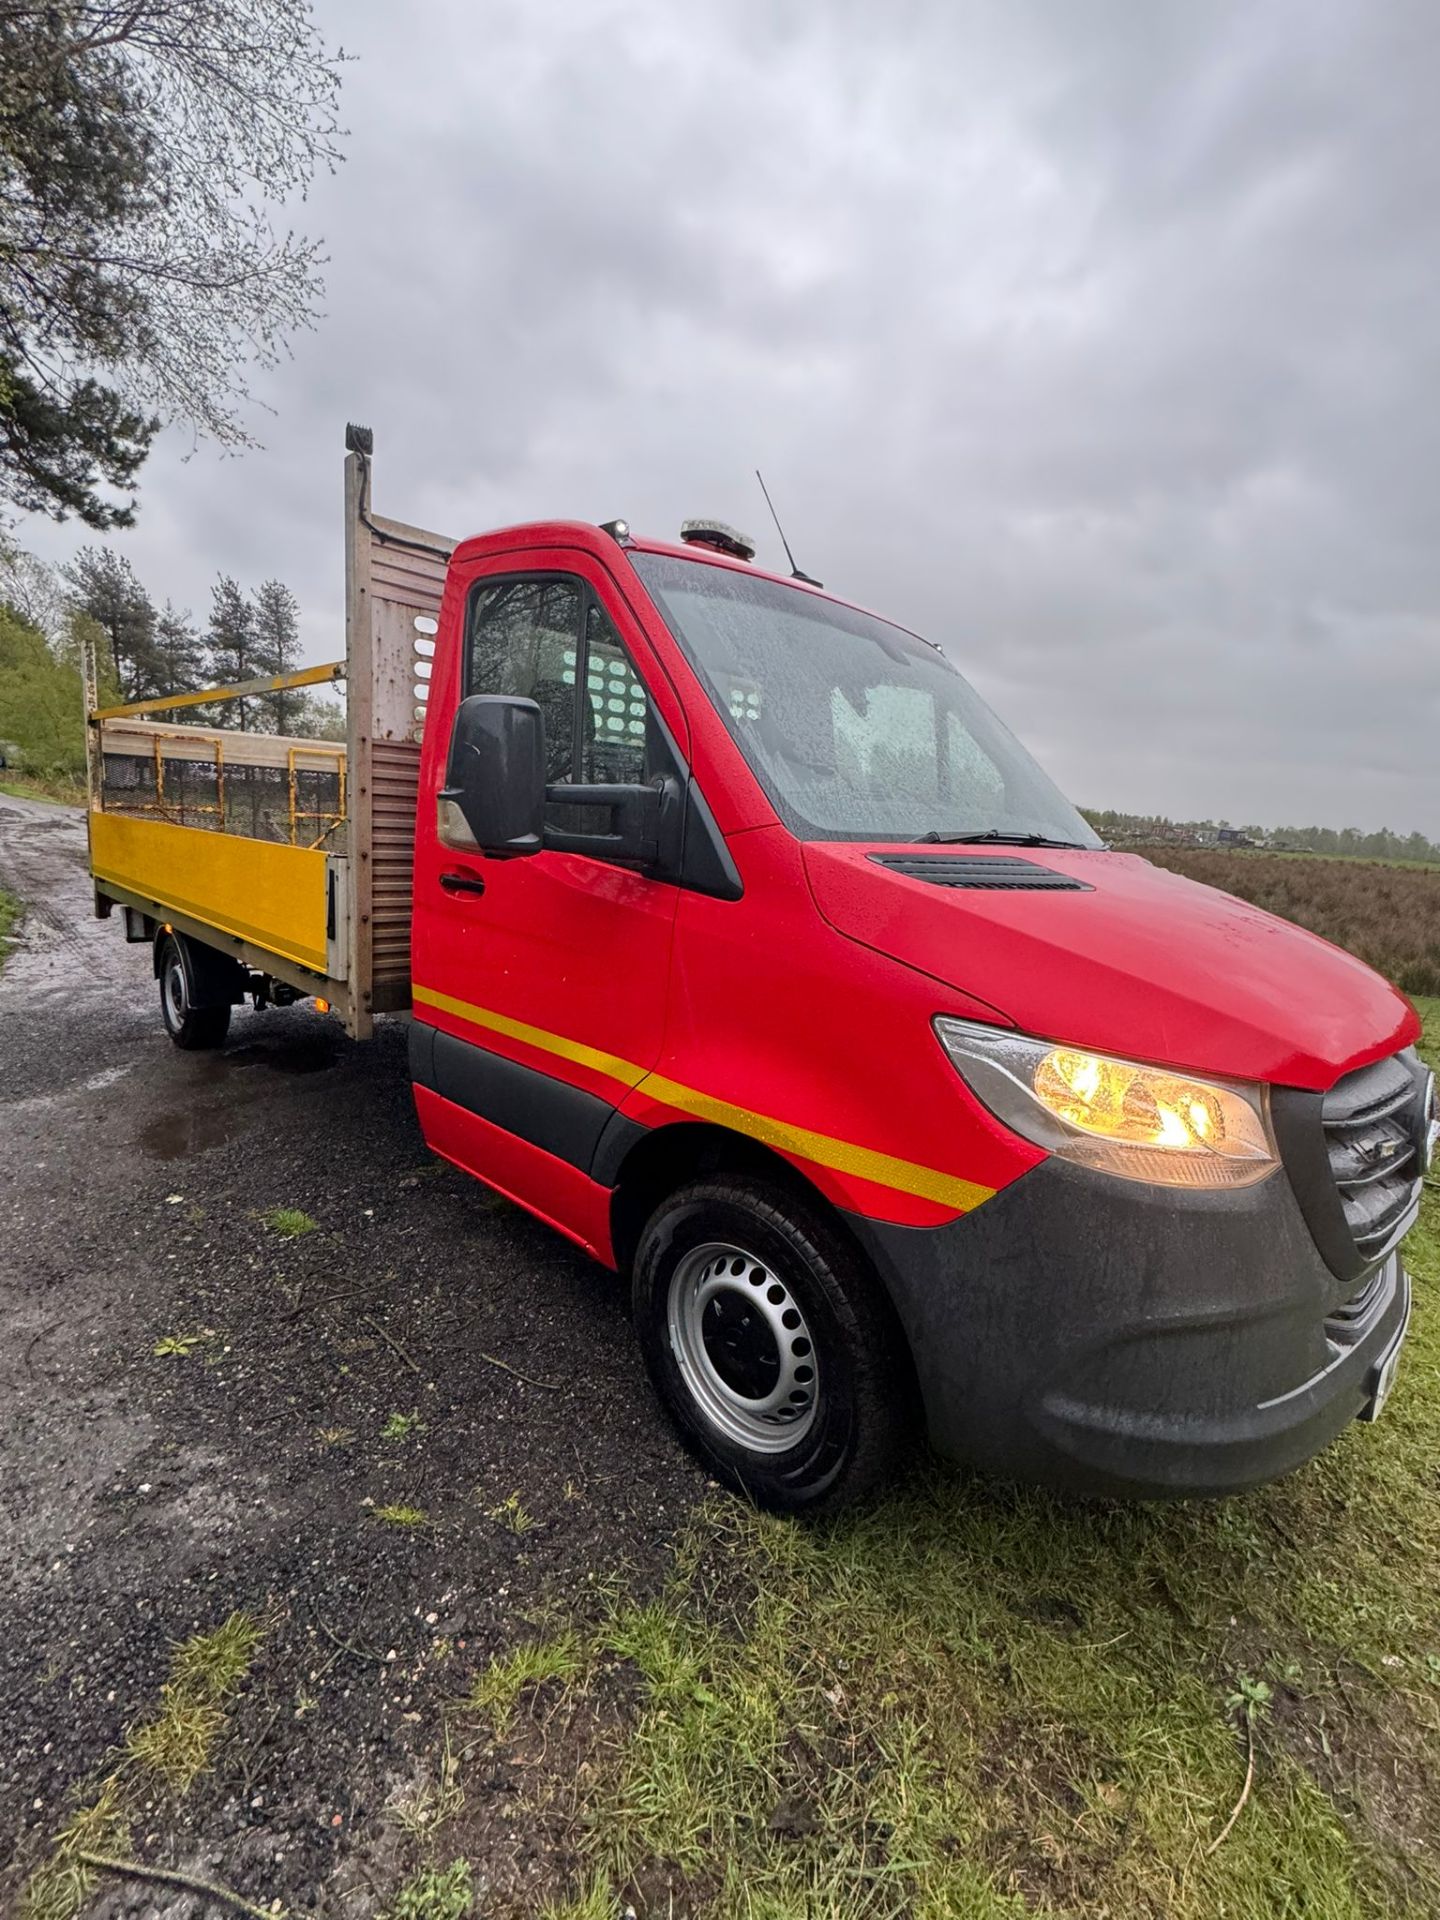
25 0 1440 833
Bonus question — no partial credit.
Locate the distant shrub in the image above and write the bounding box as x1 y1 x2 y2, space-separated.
1140 849 1440 998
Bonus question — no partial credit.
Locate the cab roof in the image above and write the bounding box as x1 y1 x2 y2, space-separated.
449 519 829 600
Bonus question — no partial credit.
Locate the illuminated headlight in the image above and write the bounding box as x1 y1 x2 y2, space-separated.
934 1017 1279 1189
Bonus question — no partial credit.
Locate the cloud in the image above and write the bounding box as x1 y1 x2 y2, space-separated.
20 0 1439 832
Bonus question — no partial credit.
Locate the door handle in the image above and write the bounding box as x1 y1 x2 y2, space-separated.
439 871 486 897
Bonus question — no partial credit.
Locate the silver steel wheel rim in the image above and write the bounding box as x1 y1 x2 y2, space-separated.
164 957 187 1026
667 1240 820 1453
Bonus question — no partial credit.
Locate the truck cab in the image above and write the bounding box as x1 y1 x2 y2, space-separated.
89 439 1433 1511
409 511 1429 1510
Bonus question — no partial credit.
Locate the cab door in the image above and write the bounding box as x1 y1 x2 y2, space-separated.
411 549 683 1249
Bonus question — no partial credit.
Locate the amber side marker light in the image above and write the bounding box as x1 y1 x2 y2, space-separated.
314 996 331 1014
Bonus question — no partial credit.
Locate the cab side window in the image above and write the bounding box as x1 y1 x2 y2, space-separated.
465 578 583 784
582 601 649 786
464 574 661 839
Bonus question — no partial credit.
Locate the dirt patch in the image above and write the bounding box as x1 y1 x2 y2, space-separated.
1269 1663 1440 1889
975 1717 1133 1913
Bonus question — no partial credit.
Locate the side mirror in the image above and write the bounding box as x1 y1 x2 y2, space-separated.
439 695 545 857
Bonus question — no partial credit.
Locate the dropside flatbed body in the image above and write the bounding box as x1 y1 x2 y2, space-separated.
85 448 451 1035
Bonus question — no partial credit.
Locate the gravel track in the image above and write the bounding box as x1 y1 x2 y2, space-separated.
0 797 700 1916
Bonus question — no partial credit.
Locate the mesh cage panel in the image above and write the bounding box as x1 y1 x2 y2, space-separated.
101 753 347 850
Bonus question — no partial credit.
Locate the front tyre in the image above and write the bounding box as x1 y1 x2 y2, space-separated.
158 935 230 1050
632 1178 912 1513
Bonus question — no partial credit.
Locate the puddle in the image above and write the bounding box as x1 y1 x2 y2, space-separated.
138 1107 239 1161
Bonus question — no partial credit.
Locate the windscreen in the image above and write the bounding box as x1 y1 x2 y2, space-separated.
632 553 1101 846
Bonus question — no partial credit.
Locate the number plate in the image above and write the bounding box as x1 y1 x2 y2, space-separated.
1360 1310 1409 1423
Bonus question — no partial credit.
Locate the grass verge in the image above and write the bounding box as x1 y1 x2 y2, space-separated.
461 1000 1440 1920
0 776 83 805
0 884 20 971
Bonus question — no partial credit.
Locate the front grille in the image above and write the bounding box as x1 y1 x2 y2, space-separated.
869 853 1091 891
1321 1051 1427 1269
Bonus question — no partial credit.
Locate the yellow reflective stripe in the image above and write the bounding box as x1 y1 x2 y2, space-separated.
412 983 647 1090
640 1073 994 1213
412 983 995 1213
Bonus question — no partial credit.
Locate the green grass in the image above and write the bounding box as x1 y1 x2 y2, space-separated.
152 1332 206 1358
20 1786 131 1920
121 1612 262 1789
262 1206 317 1237
0 776 81 805
372 1503 429 1529
0 883 20 970
382 1410 425 1442
1223 846 1440 872
464 1632 585 1733
539 1878 621 1920
384 1858 473 1920
476 998 1440 1920
483 1490 538 1535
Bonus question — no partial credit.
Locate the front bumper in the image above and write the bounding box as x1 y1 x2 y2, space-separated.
846 1157 1411 1498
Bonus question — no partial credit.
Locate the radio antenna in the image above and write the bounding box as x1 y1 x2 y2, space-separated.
755 470 823 587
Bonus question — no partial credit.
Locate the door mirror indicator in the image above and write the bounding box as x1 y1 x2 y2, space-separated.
440 695 545 857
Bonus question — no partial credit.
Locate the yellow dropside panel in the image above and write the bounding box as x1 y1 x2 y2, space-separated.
90 812 330 973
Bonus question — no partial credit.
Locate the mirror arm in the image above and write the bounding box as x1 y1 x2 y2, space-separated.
543 828 643 861
546 782 655 811
543 777 681 871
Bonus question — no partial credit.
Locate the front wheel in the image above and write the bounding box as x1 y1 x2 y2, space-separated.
158 936 230 1050
632 1178 913 1513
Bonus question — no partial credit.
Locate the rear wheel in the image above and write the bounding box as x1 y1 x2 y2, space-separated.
632 1177 912 1512
158 935 230 1050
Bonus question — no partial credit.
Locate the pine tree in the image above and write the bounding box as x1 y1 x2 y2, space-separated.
62 547 160 700
0 4 345 527
152 603 206 695
250 579 302 733
206 575 256 729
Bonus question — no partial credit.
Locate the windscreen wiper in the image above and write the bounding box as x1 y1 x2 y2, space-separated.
911 828 1091 849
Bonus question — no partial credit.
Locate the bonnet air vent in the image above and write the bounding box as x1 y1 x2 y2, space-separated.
869 854 1092 892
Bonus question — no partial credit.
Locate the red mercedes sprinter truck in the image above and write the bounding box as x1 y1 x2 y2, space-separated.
86 430 1435 1510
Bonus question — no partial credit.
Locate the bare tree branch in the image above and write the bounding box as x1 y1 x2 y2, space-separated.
0 0 348 522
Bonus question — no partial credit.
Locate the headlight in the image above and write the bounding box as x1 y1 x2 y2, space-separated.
934 1017 1279 1189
